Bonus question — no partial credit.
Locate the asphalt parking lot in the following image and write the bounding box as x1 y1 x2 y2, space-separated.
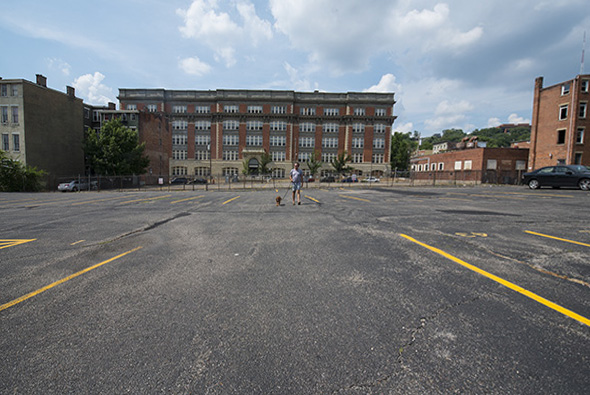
1 185 589 393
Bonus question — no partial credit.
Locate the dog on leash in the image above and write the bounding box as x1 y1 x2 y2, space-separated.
275 196 282 206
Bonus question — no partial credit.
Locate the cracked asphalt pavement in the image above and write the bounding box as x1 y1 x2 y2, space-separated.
1 185 589 393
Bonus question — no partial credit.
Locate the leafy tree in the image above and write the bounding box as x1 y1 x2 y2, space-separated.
441 128 466 142
241 160 250 175
390 132 416 171
306 149 323 178
84 119 150 175
331 151 353 175
259 151 272 174
0 150 46 192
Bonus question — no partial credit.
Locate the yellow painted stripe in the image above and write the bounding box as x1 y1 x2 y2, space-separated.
0 239 36 250
222 196 240 205
339 195 370 202
305 195 320 203
117 195 172 205
72 196 130 206
70 240 85 246
171 195 204 204
525 230 590 247
0 247 142 312
400 234 590 327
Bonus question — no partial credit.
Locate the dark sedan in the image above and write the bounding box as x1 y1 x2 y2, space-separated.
522 165 590 190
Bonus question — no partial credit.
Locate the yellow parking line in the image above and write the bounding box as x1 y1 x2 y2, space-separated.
117 195 172 205
339 195 370 202
70 240 85 246
400 234 590 327
524 231 590 247
171 195 204 204
0 247 142 312
305 195 320 203
72 196 130 206
0 239 36 250
222 196 240 205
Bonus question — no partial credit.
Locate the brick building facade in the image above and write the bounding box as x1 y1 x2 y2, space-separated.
118 89 396 179
530 74 590 169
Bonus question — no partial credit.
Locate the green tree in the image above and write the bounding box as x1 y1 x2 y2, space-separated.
306 149 323 178
331 151 353 175
0 151 46 192
84 119 150 175
259 151 272 174
390 132 415 171
441 128 466 142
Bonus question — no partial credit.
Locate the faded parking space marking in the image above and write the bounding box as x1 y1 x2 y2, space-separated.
305 195 320 203
525 230 590 248
222 196 240 205
171 195 204 204
117 195 173 205
400 234 590 327
0 247 142 312
339 195 370 203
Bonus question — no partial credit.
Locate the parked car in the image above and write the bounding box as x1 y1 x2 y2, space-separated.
190 177 208 184
320 176 335 183
170 177 188 184
522 165 590 190
363 177 380 183
305 176 315 182
57 180 92 192
341 177 358 183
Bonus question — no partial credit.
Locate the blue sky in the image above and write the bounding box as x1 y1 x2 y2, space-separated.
1 0 589 136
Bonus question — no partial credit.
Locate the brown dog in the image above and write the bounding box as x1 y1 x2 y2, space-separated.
275 196 282 206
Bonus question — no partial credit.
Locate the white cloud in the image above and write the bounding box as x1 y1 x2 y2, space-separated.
435 100 473 115
508 113 531 124
179 56 212 76
394 122 414 134
488 117 501 127
364 74 402 93
72 72 115 105
177 0 272 67
47 58 71 76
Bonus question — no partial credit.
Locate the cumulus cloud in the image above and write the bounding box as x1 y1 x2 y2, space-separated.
364 74 402 93
488 113 531 127
72 72 115 105
177 0 272 68
394 122 414 134
179 56 212 76
47 58 71 76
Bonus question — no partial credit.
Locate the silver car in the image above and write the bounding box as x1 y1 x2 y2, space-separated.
57 180 91 192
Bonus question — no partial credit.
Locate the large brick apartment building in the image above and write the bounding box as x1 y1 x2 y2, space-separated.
118 89 396 179
530 74 590 169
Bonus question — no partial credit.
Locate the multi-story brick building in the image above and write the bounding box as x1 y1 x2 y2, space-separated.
84 102 171 177
118 89 396 179
0 74 85 183
530 74 590 170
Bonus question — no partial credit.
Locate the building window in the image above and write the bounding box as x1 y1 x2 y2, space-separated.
299 137 314 148
322 152 336 163
374 124 386 134
223 150 239 161
561 83 570 95
11 106 18 123
246 120 263 131
581 80 589 93
372 154 384 163
224 105 239 113
487 159 497 170
272 168 285 178
173 150 188 160
172 120 188 130
298 152 310 161
126 104 137 111
454 161 462 170
557 129 566 145
574 152 583 164
0 85 7 97
246 135 262 146
576 127 585 144
223 120 240 131
300 122 315 132
12 134 20 152
352 138 364 149
322 137 338 148
270 135 286 146
438 162 444 171
579 102 587 119
375 108 387 116
270 121 287 131
195 134 211 145
271 151 286 162
464 160 473 170
172 134 187 145
147 104 158 112
324 108 339 116
352 123 365 133
559 105 568 120
223 167 239 176
195 105 210 114
223 135 239 146
194 166 209 176
172 166 187 176
373 138 385 149
11 85 18 96
2 134 9 150
1 107 7 123
354 108 366 116
323 123 339 133
351 153 363 163
195 151 210 161
271 106 287 114
247 105 263 114
195 120 211 130
173 105 187 113
300 107 315 116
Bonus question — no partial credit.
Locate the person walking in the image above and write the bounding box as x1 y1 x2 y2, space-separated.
289 162 303 205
